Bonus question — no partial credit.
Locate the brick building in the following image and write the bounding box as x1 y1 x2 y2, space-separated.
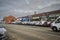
3 15 16 23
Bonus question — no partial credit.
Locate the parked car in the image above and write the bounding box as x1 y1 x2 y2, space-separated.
21 21 28 24
34 21 41 25
51 16 60 31
43 20 53 27
40 20 46 26
26 20 45 26
12 22 16 24
12 21 22 24
0 24 7 40
28 21 35 25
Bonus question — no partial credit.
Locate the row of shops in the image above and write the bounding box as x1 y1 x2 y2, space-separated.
17 10 60 22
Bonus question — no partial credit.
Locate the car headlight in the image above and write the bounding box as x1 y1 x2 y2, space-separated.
1 31 7 35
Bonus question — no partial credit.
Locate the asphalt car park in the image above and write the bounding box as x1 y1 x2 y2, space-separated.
4 24 60 40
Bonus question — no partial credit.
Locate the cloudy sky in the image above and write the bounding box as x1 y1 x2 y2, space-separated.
0 0 60 19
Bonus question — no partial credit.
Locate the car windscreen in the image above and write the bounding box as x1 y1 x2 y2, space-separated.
55 18 60 23
47 17 58 22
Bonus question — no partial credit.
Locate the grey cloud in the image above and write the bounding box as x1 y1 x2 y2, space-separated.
0 0 60 19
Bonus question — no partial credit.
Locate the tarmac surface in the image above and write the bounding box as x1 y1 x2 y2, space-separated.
4 24 60 40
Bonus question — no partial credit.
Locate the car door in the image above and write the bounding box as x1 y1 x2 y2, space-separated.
55 18 60 29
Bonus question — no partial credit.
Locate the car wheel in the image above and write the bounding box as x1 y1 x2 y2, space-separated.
52 27 57 31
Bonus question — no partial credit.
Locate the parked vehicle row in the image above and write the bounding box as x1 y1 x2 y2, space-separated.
12 20 46 26
11 16 60 31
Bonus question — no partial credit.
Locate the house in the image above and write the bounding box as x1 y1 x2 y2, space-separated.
3 15 16 24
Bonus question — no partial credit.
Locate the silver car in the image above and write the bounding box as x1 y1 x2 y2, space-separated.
0 24 7 40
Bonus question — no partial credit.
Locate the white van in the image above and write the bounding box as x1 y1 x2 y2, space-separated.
51 16 60 31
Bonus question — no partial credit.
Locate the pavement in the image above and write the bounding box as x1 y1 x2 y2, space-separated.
4 24 60 40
